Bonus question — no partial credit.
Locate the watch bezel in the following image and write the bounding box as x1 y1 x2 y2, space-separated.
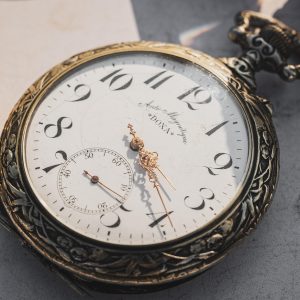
0 41 279 289
21 46 252 249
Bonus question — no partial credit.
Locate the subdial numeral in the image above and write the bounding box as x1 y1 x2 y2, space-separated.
184 188 215 211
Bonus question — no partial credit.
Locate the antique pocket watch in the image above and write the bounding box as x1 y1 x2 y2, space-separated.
0 11 299 293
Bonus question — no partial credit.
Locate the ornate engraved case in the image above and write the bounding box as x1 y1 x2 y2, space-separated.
0 40 279 292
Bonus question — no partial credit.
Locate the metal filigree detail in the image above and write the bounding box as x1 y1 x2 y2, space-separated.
0 41 279 291
224 10 300 90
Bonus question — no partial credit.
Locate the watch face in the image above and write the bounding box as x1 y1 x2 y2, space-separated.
23 51 249 246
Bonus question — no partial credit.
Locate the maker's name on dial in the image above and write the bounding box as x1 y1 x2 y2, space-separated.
138 100 188 144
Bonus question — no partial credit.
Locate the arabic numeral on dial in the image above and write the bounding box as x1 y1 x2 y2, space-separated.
62 169 71 178
144 70 173 89
120 184 128 192
66 84 91 102
204 153 233 176
178 86 212 110
84 150 93 159
42 150 68 173
100 212 121 228
205 121 228 136
98 202 108 210
67 195 76 205
44 117 73 138
184 188 215 210
147 211 174 228
100 68 133 91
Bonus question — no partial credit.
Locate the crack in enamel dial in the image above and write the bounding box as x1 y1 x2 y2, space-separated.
0 41 279 292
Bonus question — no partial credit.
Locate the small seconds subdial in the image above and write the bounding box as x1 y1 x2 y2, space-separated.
58 148 133 214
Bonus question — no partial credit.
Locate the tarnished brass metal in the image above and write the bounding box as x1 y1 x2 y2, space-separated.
3 9 298 292
0 40 279 292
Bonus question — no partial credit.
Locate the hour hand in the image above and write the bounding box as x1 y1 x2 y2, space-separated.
127 124 174 227
127 124 176 190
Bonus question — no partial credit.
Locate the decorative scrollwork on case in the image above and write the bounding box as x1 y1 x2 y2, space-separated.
226 10 300 90
223 35 282 90
0 41 279 290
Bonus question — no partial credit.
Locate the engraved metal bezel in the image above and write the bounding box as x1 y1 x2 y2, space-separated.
0 41 279 291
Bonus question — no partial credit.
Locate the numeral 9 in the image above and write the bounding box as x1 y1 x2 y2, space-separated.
66 84 91 102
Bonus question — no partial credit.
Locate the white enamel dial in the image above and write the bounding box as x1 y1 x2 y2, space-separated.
24 52 249 246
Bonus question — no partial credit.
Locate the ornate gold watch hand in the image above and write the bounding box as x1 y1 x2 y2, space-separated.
128 124 176 190
149 171 174 227
83 170 124 203
128 124 174 227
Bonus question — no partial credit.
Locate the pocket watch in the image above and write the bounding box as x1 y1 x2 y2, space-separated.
0 11 299 293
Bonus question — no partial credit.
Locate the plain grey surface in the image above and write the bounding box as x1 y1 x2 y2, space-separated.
1 1 300 299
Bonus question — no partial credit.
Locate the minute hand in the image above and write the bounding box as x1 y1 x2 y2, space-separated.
127 124 175 227
153 176 174 227
128 124 175 190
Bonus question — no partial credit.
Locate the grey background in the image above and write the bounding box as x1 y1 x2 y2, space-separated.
1 0 300 299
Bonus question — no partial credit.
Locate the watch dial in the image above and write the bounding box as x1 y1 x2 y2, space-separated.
24 51 249 246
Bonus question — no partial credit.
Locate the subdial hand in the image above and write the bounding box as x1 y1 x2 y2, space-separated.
83 170 124 203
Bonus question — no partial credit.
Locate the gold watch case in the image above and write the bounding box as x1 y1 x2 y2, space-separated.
0 41 279 292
